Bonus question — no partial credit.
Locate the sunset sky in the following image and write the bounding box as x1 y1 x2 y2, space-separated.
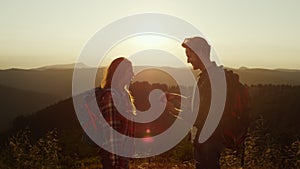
0 0 299 69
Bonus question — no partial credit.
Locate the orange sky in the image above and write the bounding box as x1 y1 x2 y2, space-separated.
0 0 299 69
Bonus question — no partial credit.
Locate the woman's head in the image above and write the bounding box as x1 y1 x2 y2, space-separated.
101 57 134 89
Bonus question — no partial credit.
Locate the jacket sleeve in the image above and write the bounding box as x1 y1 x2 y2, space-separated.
99 92 125 166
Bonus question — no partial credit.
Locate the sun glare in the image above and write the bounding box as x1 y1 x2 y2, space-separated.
132 35 168 48
101 34 188 68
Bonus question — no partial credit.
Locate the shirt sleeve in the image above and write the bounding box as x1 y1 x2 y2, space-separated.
99 92 126 166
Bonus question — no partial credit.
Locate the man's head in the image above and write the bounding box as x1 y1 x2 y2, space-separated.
182 37 211 71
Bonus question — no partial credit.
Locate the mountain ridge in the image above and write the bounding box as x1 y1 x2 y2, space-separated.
0 84 60 132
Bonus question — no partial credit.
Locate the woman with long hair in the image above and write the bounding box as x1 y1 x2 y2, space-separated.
98 57 135 169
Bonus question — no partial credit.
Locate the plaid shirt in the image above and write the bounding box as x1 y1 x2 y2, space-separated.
97 89 135 168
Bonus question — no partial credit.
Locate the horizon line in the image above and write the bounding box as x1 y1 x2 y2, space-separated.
1 63 300 72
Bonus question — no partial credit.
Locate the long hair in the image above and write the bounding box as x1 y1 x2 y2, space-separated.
101 57 136 114
101 57 132 89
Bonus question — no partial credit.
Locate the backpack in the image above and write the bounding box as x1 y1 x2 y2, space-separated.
221 70 250 149
81 87 108 147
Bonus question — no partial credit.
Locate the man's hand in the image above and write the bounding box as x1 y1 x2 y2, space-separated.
165 92 186 104
162 92 192 116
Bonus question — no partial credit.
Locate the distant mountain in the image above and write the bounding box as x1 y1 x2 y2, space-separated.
134 66 300 86
274 68 300 72
1 64 300 133
133 67 198 87
0 65 299 101
232 68 300 86
0 84 60 132
0 68 105 99
34 63 89 70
